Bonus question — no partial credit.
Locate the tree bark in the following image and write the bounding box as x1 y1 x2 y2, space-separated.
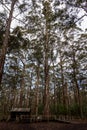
35 63 40 117
72 48 83 118
43 13 50 120
43 31 49 119
0 0 17 87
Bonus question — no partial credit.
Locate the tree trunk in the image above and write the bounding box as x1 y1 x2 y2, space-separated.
72 49 83 118
43 36 49 119
52 61 57 114
20 77 24 107
60 54 65 106
0 0 17 87
35 63 40 117
43 15 49 120
19 63 25 107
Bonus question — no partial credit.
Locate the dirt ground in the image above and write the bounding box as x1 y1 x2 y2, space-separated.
0 121 87 130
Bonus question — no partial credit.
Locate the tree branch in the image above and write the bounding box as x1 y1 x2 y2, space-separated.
74 14 87 24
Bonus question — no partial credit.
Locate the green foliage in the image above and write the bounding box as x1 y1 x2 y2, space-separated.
50 104 68 115
69 104 80 116
0 12 6 48
42 1 53 22
8 26 29 53
57 104 68 115
38 104 44 115
50 104 57 115
83 105 87 117
18 3 27 12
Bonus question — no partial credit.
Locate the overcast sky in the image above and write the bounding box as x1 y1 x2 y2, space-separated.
77 9 87 31
0 2 87 32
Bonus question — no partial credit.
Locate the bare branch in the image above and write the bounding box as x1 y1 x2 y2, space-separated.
74 14 87 24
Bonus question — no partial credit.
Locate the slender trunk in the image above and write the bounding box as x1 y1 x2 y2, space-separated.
64 82 68 113
72 50 83 118
29 73 33 113
20 64 25 107
60 55 65 105
73 69 83 118
52 61 57 113
43 18 49 120
35 63 40 116
0 0 17 87
20 77 24 107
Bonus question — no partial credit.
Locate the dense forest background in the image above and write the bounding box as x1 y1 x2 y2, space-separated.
0 0 87 120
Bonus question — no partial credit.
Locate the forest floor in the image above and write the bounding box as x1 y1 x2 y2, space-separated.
0 121 87 130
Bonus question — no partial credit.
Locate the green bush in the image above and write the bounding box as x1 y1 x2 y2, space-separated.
69 103 80 116
50 104 68 115
82 105 87 117
38 104 44 115
57 104 68 115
